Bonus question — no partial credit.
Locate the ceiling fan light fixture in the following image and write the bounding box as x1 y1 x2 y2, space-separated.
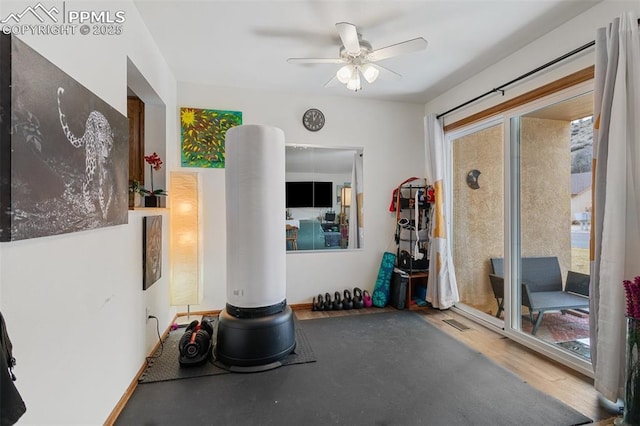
287 22 427 93
360 63 379 84
336 64 354 84
346 71 361 91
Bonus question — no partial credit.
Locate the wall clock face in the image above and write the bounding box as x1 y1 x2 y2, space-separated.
302 108 325 132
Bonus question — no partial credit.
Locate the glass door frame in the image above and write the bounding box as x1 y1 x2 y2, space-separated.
445 116 505 331
446 80 594 377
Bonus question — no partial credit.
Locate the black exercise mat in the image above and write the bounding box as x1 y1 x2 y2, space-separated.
118 311 592 426
138 320 315 384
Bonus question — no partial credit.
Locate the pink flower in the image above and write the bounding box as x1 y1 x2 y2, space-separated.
144 152 163 171
141 152 166 196
623 277 640 319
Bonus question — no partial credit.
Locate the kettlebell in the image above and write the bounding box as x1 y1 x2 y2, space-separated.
315 293 325 311
343 289 354 310
363 290 373 308
312 296 317 311
353 287 364 309
333 291 343 310
324 292 333 311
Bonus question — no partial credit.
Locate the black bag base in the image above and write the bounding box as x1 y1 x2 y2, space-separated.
390 271 408 309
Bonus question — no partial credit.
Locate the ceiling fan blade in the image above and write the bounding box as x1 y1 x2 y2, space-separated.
287 57 347 64
370 63 402 80
324 76 339 88
367 37 428 62
335 22 361 56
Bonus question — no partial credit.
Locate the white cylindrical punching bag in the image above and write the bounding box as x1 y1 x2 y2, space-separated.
216 124 295 370
225 124 286 308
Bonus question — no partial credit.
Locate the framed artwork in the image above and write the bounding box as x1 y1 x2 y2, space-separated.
180 107 242 168
0 35 129 241
143 215 162 290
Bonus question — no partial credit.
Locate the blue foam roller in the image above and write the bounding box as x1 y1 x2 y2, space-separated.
372 252 397 307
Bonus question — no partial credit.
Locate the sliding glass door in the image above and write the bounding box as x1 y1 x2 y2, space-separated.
448 83 594 374
509 90 593 366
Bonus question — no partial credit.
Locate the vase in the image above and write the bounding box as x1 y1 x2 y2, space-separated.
623 317 640 425
145 195 158 207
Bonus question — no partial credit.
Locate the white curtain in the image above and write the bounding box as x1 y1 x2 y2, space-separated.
424 114 459 309
348 152 363 249
591 12 640 403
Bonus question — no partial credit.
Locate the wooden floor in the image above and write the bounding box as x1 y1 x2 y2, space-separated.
295 306 619 425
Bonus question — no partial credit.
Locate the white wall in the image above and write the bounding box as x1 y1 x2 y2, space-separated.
0 1 176 424
177 83 426 310
144 103 168 194
426 1 640 121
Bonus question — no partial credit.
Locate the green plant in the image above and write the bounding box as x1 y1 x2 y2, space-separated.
129 180 143 194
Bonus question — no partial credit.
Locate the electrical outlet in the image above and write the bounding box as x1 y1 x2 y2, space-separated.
146 307 151 323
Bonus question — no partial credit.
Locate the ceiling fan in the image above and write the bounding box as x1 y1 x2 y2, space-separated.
287 22 428 92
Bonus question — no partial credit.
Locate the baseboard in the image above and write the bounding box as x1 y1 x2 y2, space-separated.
104 315 175 425
291 303 312 311
103 357 153 425
176 309 221 318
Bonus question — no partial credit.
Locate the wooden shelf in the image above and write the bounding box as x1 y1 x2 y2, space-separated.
406 271 428 310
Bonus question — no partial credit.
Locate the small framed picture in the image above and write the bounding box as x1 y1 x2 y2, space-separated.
143 215 162 290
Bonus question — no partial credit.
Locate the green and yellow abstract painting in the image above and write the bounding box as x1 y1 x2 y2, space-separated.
180 107 242 168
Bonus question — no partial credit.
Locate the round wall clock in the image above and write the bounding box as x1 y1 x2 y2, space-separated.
302 108 325 132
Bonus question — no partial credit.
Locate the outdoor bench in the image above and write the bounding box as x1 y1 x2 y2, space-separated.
489 256 590 335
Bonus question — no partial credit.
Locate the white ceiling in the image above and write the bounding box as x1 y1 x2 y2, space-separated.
134 1 600 104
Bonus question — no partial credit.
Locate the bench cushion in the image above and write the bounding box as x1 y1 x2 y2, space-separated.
529 291 588 312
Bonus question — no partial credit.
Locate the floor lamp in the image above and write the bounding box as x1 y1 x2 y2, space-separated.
169 171 202 325
340 186 351 248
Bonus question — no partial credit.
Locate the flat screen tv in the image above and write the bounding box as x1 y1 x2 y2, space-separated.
286 181 332 208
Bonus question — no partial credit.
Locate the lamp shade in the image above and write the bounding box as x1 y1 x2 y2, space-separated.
336 64 354 84
360 63 380 83
342 187 352 207
346 72 361 91
169 172 202 306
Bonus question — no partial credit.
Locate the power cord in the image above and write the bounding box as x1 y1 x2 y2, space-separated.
145 315 164 364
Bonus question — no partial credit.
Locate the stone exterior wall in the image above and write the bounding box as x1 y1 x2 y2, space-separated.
520 117 572 277
453 124 504 315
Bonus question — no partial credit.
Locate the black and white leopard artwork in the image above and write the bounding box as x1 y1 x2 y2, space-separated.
57 87 114 219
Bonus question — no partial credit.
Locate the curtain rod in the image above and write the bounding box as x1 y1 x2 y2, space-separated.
436 40 595 120
437 18 640 120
